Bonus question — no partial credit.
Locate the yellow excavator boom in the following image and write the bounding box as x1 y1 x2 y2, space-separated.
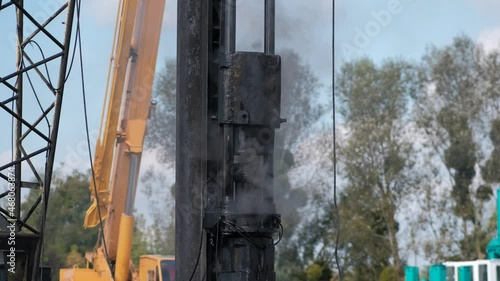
84 0 139 229
61 0 167 280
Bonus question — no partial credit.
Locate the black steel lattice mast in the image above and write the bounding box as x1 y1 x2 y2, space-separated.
0 1 76 280
177 0 283 280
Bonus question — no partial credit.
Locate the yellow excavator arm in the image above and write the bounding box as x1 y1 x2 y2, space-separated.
84 0 138 229
86 0 165 260
60 0 166 280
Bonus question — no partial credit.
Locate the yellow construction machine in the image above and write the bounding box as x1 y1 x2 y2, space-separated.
59 0 173 280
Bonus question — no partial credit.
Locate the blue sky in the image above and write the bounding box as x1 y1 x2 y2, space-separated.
336 0 500 67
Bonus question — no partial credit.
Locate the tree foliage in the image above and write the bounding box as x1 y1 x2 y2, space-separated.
336 58 419 281
335 35 500 279
142 171 175 256
145 60 177 165
415 35 497 260
30 170 99 280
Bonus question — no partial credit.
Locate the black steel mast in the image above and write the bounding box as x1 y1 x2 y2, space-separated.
177 0 283 280
0 0 76 280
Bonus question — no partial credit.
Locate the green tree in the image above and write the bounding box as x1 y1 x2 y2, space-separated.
297 194 335 278
411 183 459 263
65 245 86 268
378 266 398 281
482 119 500 183
140 59 177 256
145 60 176 165
142 171 175 255
338 187 391 281
415 35 495 260
22 170 99 280
307 263 323 281
131 213 151 266
336 58 420 280
306 261 332 281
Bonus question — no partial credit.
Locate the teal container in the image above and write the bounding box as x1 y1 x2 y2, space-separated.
429 265 446 281
458 266 471 281
405 266 419 281
487 188 500 259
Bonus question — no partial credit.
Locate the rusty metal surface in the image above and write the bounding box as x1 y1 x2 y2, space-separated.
219 52 281 128
176 0 206 280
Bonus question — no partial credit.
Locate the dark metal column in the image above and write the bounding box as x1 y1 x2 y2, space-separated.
32 1 76 279
176 0 206 280
223 0 235 54
177 0 283 280
14 0 23 234
13 4 26 281
265 0 275 55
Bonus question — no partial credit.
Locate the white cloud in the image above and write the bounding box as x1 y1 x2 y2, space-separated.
478 27 500 53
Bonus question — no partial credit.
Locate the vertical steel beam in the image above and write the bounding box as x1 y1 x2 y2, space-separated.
13 4 26 280
265 0 275 55
223 0 236 53
176 0 206 280
14 0 23 233
32 0 76 279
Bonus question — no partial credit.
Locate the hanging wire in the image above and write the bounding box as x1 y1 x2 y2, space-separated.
23 0 82 92
23 40 55 89
188 178 213 281
219 218 283 249
215 219 220 280
188 230 204 281
332 0 342 279
24 61 50 133
32 0 81 278
75 0 114 276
